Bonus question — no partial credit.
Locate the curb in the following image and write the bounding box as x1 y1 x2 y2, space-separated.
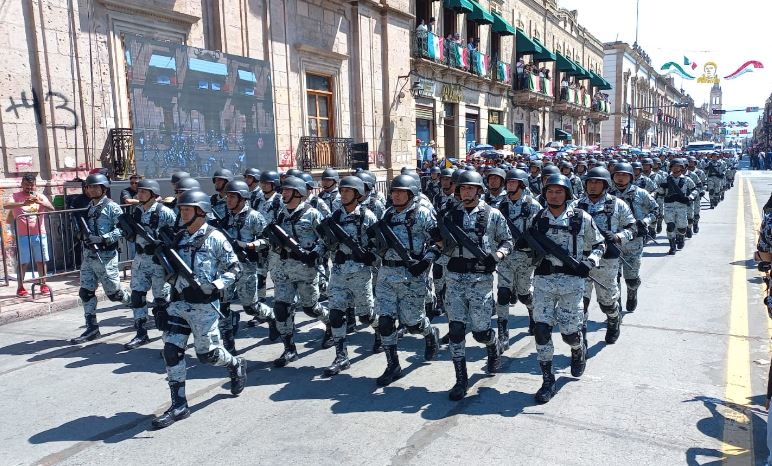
0 289 111 326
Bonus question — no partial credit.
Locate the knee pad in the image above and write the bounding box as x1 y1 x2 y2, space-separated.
302 305 320 318
533 322 553 345
561 332 582 346
243 305 257 316
196 348 222 364
107 290 125 302
625 277 641 290
162 343 185 367
677 228 687 235
257 274 266 288
666 222 676 233
79 287 96 302
378 315 396 336
517 293 533 306
694 214 700 220
472 329 494 344
329 308 346 328
407 320 426 335
274 301 291 321
448 320 466 344
432 264 443 279
599 303 617 315
130 290 147 309
497 287 512 306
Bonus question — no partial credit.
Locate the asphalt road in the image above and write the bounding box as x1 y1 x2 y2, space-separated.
2 168 771 465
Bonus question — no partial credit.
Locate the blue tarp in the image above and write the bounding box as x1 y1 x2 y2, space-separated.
189 58 227 76
148 54 176 70
237 69 256 82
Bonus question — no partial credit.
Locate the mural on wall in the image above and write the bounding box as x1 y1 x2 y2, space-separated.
124 34 277 178
660 57 764 84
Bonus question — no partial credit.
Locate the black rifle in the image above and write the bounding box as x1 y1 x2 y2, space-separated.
441 215 487 260
504 216 547 260
370 220 417 266
265 223 306 259
319 217 372 263
666 176 689 204
77 217 104 265
210 210 251 263
156 226 205 290
118 213 175 281
528 227 609 291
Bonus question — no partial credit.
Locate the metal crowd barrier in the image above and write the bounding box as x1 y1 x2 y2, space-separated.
13 205 135 301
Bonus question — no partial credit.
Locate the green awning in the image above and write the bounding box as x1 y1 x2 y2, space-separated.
468 0 494 24
491 12 516 35
555 128 572 141
443 0 473 13
556 53 576 72
532 39 556 62
515 29 542 55
589 71 612 90
488 124 520 145
569 62 592 80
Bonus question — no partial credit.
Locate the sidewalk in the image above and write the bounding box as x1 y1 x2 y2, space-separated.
0 269 132 326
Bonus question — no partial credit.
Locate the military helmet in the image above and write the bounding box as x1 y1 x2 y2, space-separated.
225 180 250 199
585 167 612 187
259 170 281 188
631 161 643 170
450 169 463 185
136 179 161 196
285 168 304 179
355 171 376 191
321 168 340 181
456 170 485 189
281 175 308 197
543 174 573 198
430 167 441 174
486 167 506 182
300 173 317 189
85 173 110 187
614 162 634 177
541 165 560 177
177 188 212 213
530 160 543 169
505 168 529 187
339 175 366 197
212 168 234 182
670 158 686 168
175 177 201 192
390 174 420 198
641 158 653 166
243 168 261 179
170 171 190 185
440 168 455 178
560 161 573 171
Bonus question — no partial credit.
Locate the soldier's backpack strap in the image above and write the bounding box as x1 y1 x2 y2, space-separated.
185 225 216 273
568 209 583 255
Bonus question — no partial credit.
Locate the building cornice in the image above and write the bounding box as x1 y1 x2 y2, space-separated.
97 0 200 25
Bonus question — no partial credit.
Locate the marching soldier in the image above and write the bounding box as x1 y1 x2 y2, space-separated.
483 167 507 208
650 158 667 233
302 173 332 218
210 169 234 219
632 161 657 193
578 167 635 344
356 171 386 219
685 156 706 236
528 174 605 403
152 189 245 429
70 173 131 344
441 170 512 401
657 158 698 254
528 160 543 195
269 176 330 367
372 175 441 387
705 153 724 208
560 161 584 198
319 176 379 376
122 179 176 350
495 168 542 342
609 163 658 313
424 167 441 200
243 168 263 208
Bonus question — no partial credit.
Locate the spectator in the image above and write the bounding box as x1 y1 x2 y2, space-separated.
467 37 476 52
425 140 436 162
516 57 525 89
7 174 54 297
120 174 142 205
428 17 435 33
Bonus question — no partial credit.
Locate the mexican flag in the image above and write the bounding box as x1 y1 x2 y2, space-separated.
456 44 469 68
497 62 510 82
475 51 488 75
427 34 444 60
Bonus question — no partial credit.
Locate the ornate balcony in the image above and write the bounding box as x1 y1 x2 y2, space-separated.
297 137 352 171
411 30 490 80
510 74 553 110
553 88 591 117
589 100 610 121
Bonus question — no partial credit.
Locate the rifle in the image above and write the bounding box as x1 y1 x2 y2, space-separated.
77 217 104 265
117 213 175 281
528 227 609 291
441 215 488 260
666 176 690 204
504 216 547 261
319 217 372 263
370 219 418 266
264 223 307 259
156 225 204 290
210 210 251 263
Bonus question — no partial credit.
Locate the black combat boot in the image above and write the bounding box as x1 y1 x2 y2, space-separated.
693 217 700 233
424 327 440 361
583 297 591 314
686 222 693 238
626 287 638 313
321 323 334 349
486 338 502 374
648 226 657 240
346 308 356 334
668 238 676 255
124 318 149 350
222 328 237 356
70 314 101 344
605 316 621 344
268 318 280 342
376 345 402 386
656 218 663 233
497 319 510 351
528 310 536 336
448 357 468 401
274 334 299 367
570 343 586 377
324 339 351 376
676 234 685 250
372 331 384 353
228 356 247 395
534 361 556 404
581 323 588 350
440 332 450 345
152 381 190 429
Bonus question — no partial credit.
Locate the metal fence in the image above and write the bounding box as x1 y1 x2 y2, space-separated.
13 206 134 301
298 136 353 170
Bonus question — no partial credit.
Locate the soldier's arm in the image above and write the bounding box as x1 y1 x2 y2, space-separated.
615 202 636 245
214 236 241 289
102 204 125 245
643 192 658 225
309 210 327 257
584 215 606 264
491 209 513 258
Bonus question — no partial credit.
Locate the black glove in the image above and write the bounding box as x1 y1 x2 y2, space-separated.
408 258 432 277
361 251 377 266
576 261 591 278
602 231 616 243
482 253 499 269
302 250 319 265
636 220 648 238
152 304 170 332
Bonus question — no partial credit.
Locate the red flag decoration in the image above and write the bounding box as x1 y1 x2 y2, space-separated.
724 60 764 80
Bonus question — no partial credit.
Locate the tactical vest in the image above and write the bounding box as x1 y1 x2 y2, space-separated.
87 201 119 251
383 206 418 253
450 203 491 256
535 206 583 256
275 203 311 241
577 196 618 258
499 196 533 250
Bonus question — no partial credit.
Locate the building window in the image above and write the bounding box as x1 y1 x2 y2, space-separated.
306 73 334 137
489 110 501 125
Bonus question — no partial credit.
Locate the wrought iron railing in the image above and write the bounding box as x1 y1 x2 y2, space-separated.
298 136 353 170
100 128 134 180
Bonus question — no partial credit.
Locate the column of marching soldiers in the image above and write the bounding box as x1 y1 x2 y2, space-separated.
68 150 736 429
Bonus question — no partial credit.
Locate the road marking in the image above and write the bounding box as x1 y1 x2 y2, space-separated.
722 177 753 463
745 179 772 352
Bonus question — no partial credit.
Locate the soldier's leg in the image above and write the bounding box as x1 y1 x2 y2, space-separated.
656 198 665 233
532 275 559 403
375 272 401 386
556 276 586 376
593 259 621 344
445 272 470 400
296 267 330 349
663 203 677 254
686 201 695 238
675 204 688 250
432 262 446 316
325 268 351 376
272 269 299 367
152 302 192 429
621 239 643 312
71 256 100 344
514 260 537 336
189 303 246 395
467 275 500 375
126 257 152 350
97 252 130 305
495 260 515 348
400 275 440 361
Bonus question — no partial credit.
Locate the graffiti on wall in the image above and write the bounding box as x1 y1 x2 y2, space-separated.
4 89 78 129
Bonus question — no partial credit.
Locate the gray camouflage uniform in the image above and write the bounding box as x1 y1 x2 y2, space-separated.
609 184 657 296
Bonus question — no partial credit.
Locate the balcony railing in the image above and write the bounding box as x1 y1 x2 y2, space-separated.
412 30 491 79
510 73 553 109
298 136 352 171
493 60 510 84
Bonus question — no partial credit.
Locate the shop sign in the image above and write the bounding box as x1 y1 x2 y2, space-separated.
441 84 462 103
417 78 435 98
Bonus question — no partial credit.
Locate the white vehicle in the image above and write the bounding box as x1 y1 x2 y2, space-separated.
686 141 718 153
